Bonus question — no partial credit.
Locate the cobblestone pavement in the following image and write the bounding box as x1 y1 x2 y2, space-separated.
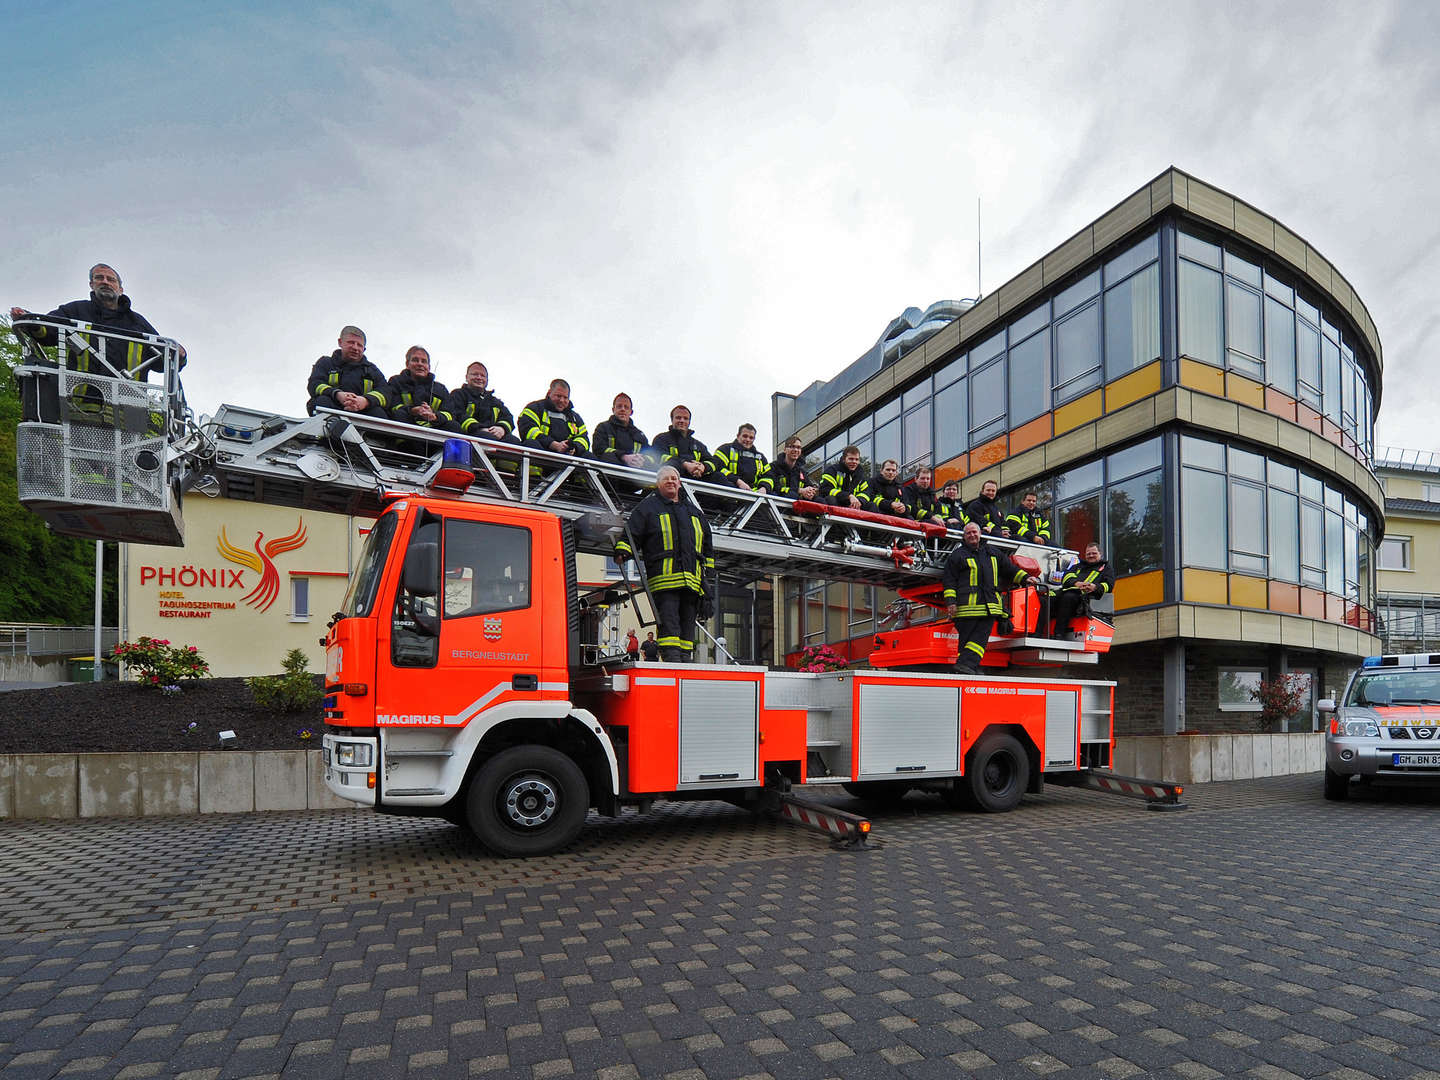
1 775 1438 1079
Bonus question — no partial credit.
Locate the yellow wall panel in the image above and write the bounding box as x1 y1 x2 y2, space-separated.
1182 568 1228 605
1228 573 1268 609
1113 570 1164 610
1053 389 1103 435
1225 371 1265 409
1179 358 1225 396
1104 361 1162 412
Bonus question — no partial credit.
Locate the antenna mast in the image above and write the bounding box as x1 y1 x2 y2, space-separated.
977 197 983 297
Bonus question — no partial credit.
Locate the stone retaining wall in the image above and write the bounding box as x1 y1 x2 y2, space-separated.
0 750 356 819
0 736 1324 819
1112 733 1323 785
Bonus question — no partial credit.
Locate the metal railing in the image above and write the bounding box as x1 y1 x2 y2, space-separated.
1374 592 1440 653
0 624 121 658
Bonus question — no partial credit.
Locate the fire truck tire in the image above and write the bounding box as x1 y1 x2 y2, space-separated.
962 732 1029 813
467 745 590 857
840 780 911 804
1323 766 1350 801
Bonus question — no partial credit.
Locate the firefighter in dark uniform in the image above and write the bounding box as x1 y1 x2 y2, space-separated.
306 326 389 417
652 405 720 481
965 478 1009 536
387 346 457 432
760 437 817 501
714 423 769 490
820 445 870 509
10 262 186 382
592 392 653 467
905 466 939 521
1050 542 1115 638
616 465 715 663
870 458 909 516
934 480 968 530
519 378 590 456
445 362 517 442
943 521 1037 675
1005 491 1052 545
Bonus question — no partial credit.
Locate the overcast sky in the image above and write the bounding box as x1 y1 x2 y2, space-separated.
5 0 1437 456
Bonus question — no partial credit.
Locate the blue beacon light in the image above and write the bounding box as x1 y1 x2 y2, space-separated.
431 439 476 493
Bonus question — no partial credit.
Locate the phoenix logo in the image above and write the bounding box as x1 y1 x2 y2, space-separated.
217 519 309 612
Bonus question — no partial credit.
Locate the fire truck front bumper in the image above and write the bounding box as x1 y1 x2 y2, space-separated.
322 733 379 805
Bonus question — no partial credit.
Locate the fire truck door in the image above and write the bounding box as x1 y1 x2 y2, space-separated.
378 513 546 726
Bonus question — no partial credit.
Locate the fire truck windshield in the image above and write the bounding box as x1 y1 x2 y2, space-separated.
342 511 400 618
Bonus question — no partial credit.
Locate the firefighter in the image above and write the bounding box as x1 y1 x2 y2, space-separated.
965 478 1009 536
870 458 909 517
445 362 517 442
905 466 939 521
592 392 653 467
934 480 968 530
616 465 715 663
943 521 1038 675
1005 490 1052 545
714 423 769 490
387 346 457 432
519 378 590 457
1050 541 1114 639
652 405 720 480
760 436 818 501
306 326 389 417
10 262 186 380
820 446 870 509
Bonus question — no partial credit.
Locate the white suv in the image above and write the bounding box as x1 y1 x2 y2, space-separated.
1321 654 1440 800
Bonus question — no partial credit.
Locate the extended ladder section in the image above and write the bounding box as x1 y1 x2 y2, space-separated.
13 320 1081 587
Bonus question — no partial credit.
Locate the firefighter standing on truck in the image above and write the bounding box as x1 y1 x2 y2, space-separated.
943 521 1037 675
616 465 715 663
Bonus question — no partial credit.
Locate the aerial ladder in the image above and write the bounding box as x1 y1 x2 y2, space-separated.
11 319 1182 855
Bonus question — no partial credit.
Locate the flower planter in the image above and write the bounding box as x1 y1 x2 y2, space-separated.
1112 733 1323 785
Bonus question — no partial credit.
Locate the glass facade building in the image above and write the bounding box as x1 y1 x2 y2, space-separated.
771 169 1384 734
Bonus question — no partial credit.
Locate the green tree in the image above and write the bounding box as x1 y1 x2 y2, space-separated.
0 319 118 624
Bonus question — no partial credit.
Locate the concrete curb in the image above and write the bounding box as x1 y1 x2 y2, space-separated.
1112 732 1323 784
0 750 356 819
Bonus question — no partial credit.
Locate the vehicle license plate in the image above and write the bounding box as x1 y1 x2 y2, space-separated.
1392 753 1440 767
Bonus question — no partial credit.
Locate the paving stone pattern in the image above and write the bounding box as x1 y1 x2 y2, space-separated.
0 776 1437 1079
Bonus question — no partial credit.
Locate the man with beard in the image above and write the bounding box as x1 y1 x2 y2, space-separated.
615 465 715 663
1050 541 1114 638
592 391 652 467
387 346 457 432
10 262 186 379
819 445 870 510
519 378 590 457
445 361 516 442
306 325 389 417
943 521 1038 675
1005 490 1052 545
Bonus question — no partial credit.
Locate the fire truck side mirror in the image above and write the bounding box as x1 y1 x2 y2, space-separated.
402 542 440 598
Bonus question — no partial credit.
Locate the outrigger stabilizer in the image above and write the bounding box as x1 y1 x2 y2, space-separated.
1050 770 1188 811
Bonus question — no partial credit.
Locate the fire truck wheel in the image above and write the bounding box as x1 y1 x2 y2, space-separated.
962 732 1029 813
840 780 911 805
468 745 590 857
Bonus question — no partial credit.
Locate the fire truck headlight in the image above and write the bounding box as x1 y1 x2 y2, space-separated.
335 742 374 768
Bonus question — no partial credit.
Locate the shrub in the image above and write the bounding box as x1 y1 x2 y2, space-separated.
797 644 848 672
1251 673 1307 732
248 649 323 713
111 637 209 687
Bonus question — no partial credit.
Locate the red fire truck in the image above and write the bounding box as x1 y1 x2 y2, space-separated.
12 318 1174 857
